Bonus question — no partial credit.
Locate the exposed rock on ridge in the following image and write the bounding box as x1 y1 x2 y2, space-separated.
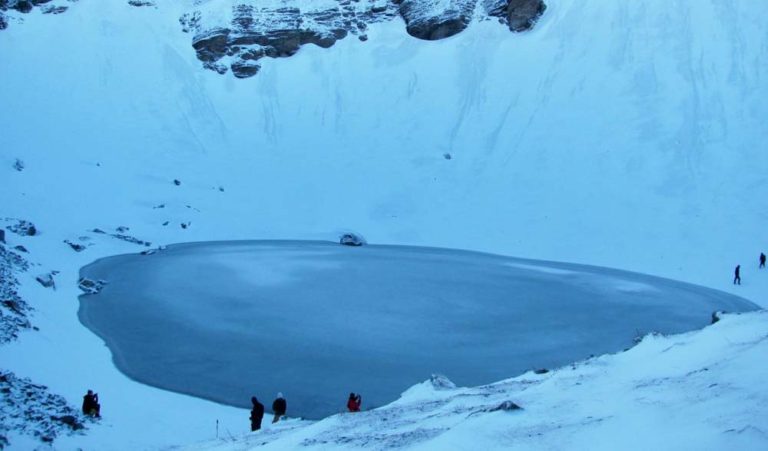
183 1 399 78
0 0 71 29
398 0 477 40
185 0 547 78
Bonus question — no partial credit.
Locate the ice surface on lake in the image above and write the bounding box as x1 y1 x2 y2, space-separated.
78 241 757 419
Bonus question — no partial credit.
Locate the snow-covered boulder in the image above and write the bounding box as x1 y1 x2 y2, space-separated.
339 232 366 246
78 277 107 295
429 373 457 390
35 272 56 289
5 219 37 236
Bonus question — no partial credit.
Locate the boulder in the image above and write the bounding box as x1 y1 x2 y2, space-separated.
192 28 231 62
53 415 84 430
506 0 546 32
429 373 457 390
35 273 55 289
64 240 86 252
78 277 106 295
398 0 476 40
6 219 37 236
339 232 366 246
486 400 522 412
231 60 260 78
41 5 66 14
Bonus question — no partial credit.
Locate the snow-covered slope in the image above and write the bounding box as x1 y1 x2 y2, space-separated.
0 0 766 448
179 311 768 450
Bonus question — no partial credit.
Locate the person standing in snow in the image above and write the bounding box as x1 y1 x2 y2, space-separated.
347 392 362 412
734 264 741 285
760 253 766 269
250 396 265 431
82 390 101 417
272 393 287 423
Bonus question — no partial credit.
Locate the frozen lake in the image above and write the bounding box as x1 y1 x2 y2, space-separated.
78 241 757 419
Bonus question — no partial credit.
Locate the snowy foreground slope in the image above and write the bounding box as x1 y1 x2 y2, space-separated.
177 311 768 451
0 0 767 449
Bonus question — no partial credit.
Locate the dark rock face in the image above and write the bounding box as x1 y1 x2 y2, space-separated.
398 0 476 40
506 0 546 31
184 1 546 78
184 2 398 78
485 0 546 32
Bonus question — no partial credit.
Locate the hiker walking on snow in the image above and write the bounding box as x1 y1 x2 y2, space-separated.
272 393 287 423
250 396 265 431
347 393 362 412
734 264 741 285
760 253 766 269
82 390 101 417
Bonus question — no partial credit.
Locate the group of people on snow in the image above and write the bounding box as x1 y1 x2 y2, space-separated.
250 392 289 431
249 391 362 431
733 252 766 285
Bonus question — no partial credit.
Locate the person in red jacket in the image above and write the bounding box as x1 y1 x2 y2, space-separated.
347 392 362 412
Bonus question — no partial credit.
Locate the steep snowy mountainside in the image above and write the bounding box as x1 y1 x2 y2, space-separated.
180 311 768 450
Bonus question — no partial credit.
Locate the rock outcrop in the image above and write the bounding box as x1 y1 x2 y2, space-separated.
183 2 399 78
78 277 107 295
504 0 546 31
5 219 37 236
0 370 87 447
484 0 546 31
0 245 32 344
398 0 476 40
0 0 70 29
1 0 547 75
184 0 547 78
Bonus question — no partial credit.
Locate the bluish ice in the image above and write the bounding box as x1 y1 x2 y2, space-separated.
78 241 757 419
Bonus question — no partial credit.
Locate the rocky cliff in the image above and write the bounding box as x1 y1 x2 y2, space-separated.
184 0 546 78
0 0 545 78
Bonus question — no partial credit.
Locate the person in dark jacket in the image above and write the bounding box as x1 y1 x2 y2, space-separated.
250 396 265 431
272 392 287 423
734 264 741 285
347 392 362 412
82 390 101 417
760 253 766 269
